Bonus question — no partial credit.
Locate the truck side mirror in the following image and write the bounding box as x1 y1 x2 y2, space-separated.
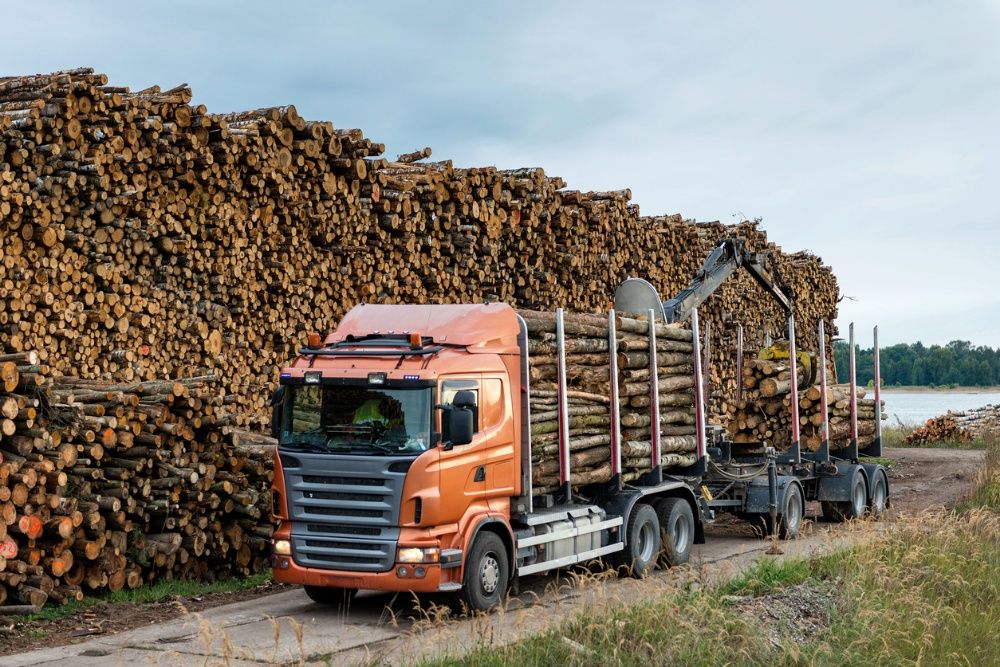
447 408 474 447
270 386 286 440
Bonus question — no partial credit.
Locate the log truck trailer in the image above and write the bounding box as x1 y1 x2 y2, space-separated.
269 239 887 611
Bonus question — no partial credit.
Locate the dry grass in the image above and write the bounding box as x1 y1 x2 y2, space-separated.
425 436 1000 667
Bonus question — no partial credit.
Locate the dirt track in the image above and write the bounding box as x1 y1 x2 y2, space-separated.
1 446 985 666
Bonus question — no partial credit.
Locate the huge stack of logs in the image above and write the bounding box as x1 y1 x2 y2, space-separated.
0 69 840 431
520 311 697 494
0 351 272 608
905 404 1000 445
731 359 885 451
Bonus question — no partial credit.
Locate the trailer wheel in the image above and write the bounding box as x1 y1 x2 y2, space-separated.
653 498 694 566
460 531 509 612
304 586 356 608
744 483 804 539
822 469 868 522
868 469 888 520
612 503 660 578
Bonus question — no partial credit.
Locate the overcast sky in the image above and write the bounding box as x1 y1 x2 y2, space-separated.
5 1 999 348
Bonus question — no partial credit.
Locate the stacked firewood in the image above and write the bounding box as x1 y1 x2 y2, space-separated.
905 404 999 445
520 311 697 494
0 69 840 432
0 351 273 607
731 359 884 451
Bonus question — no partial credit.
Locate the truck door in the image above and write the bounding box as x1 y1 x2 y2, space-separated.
437 377 487 524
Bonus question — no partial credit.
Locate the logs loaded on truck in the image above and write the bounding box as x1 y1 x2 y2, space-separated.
269 257 889 612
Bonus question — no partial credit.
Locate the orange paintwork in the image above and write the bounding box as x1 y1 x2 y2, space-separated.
272 303 524 593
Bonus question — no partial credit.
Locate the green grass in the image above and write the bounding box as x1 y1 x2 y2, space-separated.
880 424 912 448
22 572 272 623
428 441 1000 667
859 455 895 468
717 556 817 597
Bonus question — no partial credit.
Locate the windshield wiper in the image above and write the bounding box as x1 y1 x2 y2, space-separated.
280 441 330 454
326 442 397 456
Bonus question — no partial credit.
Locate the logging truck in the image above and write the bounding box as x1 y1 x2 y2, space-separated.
269 287 887 611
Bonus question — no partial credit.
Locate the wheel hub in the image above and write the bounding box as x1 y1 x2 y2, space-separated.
639 521 656 561
874 479 886 510
786 494 801 531
853 480 867 514
480 554 500 594
672 514 690 552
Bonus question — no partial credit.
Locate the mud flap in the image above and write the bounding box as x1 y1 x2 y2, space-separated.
816 464 869 503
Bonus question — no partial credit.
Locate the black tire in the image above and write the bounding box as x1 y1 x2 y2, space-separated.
612 503 660 578
653 498 694 566
743 484 804 539
303 585 356 608
868 469 888 520
822 470 868 522
460 531 509 612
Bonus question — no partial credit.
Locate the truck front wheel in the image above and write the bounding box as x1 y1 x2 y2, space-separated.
304 585 356 608
461 531 509 613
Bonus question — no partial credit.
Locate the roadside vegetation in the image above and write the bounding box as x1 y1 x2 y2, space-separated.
429 436 1000 667
19 572 272 624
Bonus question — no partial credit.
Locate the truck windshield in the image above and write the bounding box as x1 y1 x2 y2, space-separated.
281 385 433 455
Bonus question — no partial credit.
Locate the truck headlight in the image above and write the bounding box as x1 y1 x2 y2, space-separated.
273 539 291 556
396 546 439 563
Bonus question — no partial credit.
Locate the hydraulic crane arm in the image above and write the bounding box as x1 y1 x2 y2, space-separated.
614 238 794 324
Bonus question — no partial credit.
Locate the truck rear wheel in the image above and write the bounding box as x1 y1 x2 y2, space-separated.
304 585 356 608
822 470 867 522
868 469 888 520
613 503 660 578
653 498 694 566
460 531 509 613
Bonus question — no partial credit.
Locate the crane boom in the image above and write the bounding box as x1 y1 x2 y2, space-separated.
613 238 794 324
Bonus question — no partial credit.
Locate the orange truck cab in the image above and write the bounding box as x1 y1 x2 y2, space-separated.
270 302 707 611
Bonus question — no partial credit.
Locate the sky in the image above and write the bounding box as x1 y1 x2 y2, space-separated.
4 1 1000 348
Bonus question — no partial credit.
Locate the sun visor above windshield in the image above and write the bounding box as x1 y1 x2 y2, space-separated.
331 303 521 352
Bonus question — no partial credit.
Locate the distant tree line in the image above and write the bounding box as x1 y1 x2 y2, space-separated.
833 340 1000 387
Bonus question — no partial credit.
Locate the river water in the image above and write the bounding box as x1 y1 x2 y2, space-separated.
878 390 1000 426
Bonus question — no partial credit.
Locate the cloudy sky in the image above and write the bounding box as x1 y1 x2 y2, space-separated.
5 1 999 347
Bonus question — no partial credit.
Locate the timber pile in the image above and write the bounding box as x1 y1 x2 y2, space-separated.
905 404 1000 445
0 69 840 430
0 351 272 607
731 359 885 451
520 310 697 495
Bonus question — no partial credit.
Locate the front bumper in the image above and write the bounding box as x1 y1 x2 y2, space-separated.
272 554 458 593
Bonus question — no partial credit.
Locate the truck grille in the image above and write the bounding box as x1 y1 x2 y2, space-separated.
282 452 411 572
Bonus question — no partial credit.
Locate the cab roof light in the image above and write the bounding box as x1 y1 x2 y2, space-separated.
409 332 422 349
306 332 323 349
